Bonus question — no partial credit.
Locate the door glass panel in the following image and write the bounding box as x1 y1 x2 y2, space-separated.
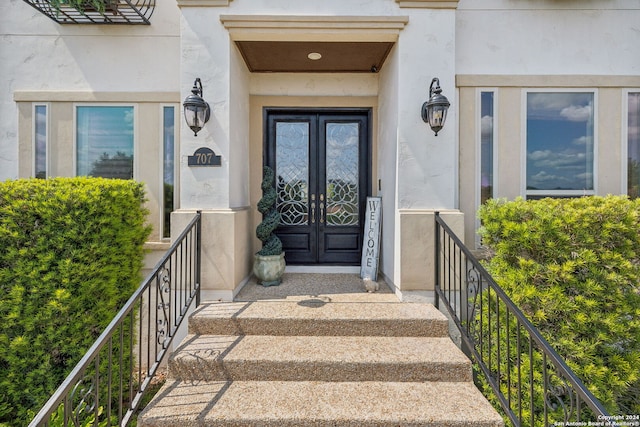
276 122 309 226
326 122 359 226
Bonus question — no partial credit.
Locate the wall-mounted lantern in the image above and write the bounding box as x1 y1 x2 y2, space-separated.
421 77 450 136
183 78 211 136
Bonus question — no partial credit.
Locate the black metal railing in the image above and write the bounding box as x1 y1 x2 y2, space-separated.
21 0 155 25
434 212 610 427
29 211 201 427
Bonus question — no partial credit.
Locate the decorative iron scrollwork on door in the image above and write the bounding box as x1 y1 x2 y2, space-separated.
275 122 309 226
325 123 359 226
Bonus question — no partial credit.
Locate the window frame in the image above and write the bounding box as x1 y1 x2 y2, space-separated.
33 103 49 179
73 103 138 180
521 88 598 199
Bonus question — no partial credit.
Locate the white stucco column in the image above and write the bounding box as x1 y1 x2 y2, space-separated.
392 5 461 298
176 3 253 300
179 6 233 209
396 7 457 210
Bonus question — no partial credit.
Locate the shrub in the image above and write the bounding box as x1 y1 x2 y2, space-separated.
0 177 151 426
477 196 640 419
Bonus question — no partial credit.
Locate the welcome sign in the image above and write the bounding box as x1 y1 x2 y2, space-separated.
360 197 382 281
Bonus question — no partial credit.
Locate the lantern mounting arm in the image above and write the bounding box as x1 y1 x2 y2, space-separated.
192 78 204 99
429 78 441 98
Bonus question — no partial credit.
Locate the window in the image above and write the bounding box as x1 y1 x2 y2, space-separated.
480 91 495 204
76 106 134 179
34 104 47 179
526 92 595 198
162 106 176 238
627 92 640 198
17 93 178 244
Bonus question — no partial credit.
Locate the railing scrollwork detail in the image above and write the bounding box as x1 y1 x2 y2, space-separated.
156 267 172 349
69 375 97 427
544 369 575 423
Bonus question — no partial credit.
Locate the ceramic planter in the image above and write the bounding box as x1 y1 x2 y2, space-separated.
253 252 286 287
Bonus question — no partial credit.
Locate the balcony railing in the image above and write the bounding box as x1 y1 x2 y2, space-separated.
29 211 201 426
434 212 610 426
22 0 155 25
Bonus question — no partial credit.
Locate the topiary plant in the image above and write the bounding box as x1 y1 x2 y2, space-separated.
256 166 283 256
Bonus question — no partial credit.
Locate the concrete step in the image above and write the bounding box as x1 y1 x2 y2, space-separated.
189 301 449 337
139 300 503 426
138 380 504 427
169 334 472 382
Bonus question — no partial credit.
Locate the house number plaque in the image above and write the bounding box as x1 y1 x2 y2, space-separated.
188 147 221 167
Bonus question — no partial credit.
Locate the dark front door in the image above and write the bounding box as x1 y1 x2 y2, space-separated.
265 109 371 264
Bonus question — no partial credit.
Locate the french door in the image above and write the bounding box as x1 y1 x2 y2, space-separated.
265 109 371 264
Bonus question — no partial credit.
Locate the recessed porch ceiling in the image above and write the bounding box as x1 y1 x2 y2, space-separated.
220 15 408 73
235 41 395 73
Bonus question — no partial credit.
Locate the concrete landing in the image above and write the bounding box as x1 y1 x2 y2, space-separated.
234 272 398 302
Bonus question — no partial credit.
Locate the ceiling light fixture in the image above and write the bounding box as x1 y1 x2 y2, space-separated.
307 52 322 61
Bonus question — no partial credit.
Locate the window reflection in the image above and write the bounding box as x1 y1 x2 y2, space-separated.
526 92 594 196
76 106 134 179
627 93 640 198
34 105 47 179
480 92 494 204
163 107 175 238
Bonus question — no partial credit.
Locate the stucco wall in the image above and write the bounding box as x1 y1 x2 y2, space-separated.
0 0 181 181
228 42 251 208
456 0 640 76
395 8 458 210
378 44 400 288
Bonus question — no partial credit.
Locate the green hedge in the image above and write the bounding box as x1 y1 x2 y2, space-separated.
0 178 151 426
477 196 640 419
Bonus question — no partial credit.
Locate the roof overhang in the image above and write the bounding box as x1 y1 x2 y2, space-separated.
221 15 408 73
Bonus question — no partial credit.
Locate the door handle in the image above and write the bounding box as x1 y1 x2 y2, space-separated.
320 194 325 224
311 194 316 224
